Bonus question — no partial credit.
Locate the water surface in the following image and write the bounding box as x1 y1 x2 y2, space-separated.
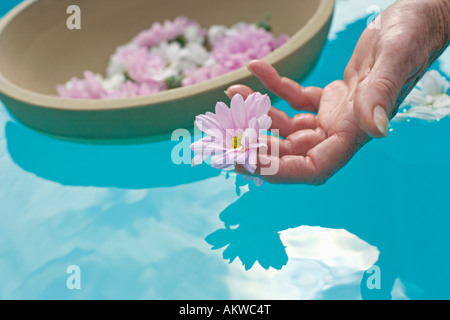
0 0 449 300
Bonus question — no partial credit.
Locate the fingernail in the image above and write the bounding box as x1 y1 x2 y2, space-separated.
373 105 388 137
224 90 232 99
246 61 257 75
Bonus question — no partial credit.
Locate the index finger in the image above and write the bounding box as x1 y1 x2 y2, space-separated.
247 60 323 113
226 84 318 138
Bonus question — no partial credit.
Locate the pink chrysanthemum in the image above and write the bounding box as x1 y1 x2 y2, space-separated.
102 80 168 99
57 71 107 99
191 92 272 174
182 63 231 86
212 24 288 70
133 16 204 48
57 71 167 100
109 45 167 83
57 17 289 100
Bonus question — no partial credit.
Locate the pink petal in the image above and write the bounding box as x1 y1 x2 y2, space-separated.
230 94 248 129
222 149 247 169
241 127 258 150
258 114 272 131
195 114 224 136
191 137 224 154
244 147 258 174
192 154 203 167
211 154 234 170
248 117 260 132
215 102 235 129
244 92 262 114
252 94 271 119
253 177 265 187
190 136 226 166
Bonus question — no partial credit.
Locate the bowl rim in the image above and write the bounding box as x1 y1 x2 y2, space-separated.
0 0 335 111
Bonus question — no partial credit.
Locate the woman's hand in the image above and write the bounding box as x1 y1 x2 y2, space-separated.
227 0 450 185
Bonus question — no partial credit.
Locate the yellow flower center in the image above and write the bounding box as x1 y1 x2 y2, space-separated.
232 134 244 152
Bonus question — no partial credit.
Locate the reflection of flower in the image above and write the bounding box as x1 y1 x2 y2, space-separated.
394 70 450 121
242 175 265 187
205 225 288 271
227 172 264 197
191 93 272 174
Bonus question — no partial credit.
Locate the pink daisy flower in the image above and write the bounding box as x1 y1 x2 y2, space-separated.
191 92 272 174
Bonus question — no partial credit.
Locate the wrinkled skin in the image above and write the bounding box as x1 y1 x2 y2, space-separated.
227 0 450 185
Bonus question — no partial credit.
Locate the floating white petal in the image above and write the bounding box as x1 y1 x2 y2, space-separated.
393 70 450 122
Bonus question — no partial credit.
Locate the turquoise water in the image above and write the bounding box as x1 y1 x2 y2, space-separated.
1 0 449 300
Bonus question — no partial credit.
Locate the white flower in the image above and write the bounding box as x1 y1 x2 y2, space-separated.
105 43 135 78
149 41 184 80
183 25 205 44
106 57 126 79
227 22 250 35
150 40 212 76
185 42 211 65
170 42 211 73
416 70 450 94
394 70 450 122
99 73 126 91
207 23 255 46
207 25 228 46
63 73 125 95
150 41 183 65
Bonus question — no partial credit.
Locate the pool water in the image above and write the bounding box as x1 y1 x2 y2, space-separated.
1 0 449 300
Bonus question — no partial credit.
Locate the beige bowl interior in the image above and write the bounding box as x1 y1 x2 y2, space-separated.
0 0 334 141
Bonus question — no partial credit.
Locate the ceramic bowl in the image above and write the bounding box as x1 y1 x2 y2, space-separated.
0 0 334 141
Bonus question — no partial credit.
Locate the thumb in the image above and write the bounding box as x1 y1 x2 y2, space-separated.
353 59 406 139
